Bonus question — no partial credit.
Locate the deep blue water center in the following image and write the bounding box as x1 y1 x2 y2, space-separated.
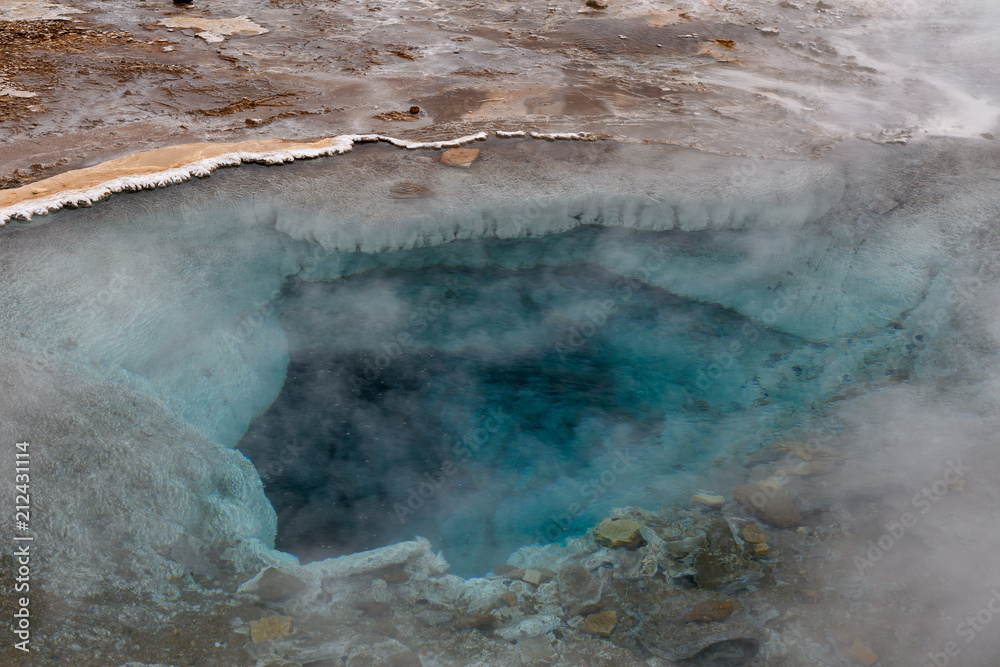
237 230 836 575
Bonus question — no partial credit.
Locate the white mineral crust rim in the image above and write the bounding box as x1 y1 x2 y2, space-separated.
0 131 606 225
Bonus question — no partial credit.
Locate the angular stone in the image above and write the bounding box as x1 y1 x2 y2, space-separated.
250 615 293 642
733 483 802 528
501 592 520 607
581 610 617 637
741 523 771 555
440 147 480 167
521 568 555 586
594 518 646 550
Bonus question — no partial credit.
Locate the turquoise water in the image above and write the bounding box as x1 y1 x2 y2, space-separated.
236 229 901 575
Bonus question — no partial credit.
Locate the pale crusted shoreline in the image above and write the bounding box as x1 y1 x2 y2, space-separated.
0 131 606 225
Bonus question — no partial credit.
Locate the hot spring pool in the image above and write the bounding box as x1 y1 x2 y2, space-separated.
234 226 913 575
7 137 1000 667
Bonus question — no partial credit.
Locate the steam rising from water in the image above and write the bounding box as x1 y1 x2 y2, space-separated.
3 135 1000 663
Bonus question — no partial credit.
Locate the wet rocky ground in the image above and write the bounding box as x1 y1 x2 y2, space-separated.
3 0 991 190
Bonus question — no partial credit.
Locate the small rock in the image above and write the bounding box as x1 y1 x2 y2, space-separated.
733 483 802 528
440 147 480 167
495 564 526 579
846 639 879 666
581 610 617 637
683 600 737 623
501 592 520 606
594 517 646 550
250 615 293 642
741 523 771 555
692 493 725 509
409 105 420 114
521 568 555 586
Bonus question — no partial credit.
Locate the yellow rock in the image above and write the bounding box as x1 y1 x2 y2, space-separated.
250 615 293 642
440 147 480 167
594 518 646 550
